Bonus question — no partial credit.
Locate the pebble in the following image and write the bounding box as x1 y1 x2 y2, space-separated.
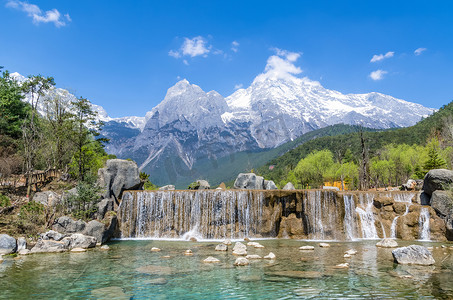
151 247 161 252
189 237 197 242
299 246 315 250
234 257 250 266
145 278 168 285
264 252 276 259
334 263 349 269
246 254 262 259
203 256 220 263
215 244 228 251
319 243 330 248
345 249 357 255
223 239 232 245
254 244 265 248
244 237 251 242
100 245 110 250
71 248 87 253
344 254 351 258
18 249 30 255
184 249 193 256
161 255 171 258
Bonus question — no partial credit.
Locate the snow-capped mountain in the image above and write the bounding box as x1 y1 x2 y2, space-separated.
9 51 435 186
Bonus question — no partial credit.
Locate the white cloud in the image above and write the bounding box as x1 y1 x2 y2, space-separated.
370 51 394 63
6 0 71 27
169 36 212 63
369 69 387 81
231 41 239 52
234 83 243 90
414 47 427 56
254 49 303 82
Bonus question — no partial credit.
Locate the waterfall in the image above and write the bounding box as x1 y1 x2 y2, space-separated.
390 192 413 239
343 195 357 240
118 190 264 240
355 193 379 239
419 207 431 241
303 190 339 240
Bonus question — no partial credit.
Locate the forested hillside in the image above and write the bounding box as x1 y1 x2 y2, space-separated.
257 101 453 189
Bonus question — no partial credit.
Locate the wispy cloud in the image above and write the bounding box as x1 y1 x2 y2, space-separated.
234 83 243 90
369 69 387 81
414 47 427 56
370 51 394 63
6 0 71 27
169 36 211 60
231 41 239 53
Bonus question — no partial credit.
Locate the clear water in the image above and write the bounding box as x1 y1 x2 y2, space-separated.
1 239 452 299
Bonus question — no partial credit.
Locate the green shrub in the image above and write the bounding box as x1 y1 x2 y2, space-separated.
0 194 11 207
19 201 45 224
67 175 102 220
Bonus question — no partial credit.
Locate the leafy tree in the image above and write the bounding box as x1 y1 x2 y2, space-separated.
0 70 29 139
71 96 104 181
67 174 102 220
294 150 334 188
41 91 76 170
140 172 158 190
21 75 55 196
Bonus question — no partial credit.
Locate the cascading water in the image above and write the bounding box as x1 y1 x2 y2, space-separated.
302 190 340 240
343 195 357 240
355 193 379 239
118 190 264 240
390 192 414 238
419 207 431 241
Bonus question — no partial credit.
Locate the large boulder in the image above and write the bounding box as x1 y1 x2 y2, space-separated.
188 180 210 190
67 234 97 249
52 216 86 234
430 190 453 217
0 234 17 254
422 169 453 196
96 198 114 220
83 214 117 244
283 182 295 190
392 245 435 265
233 173 264 190
32 191 61 208
40 230 66 241
31 239 70 253
264 180 278 190
98 159 142 200
17 237 27 251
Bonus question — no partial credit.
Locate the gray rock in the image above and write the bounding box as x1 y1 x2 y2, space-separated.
422 169 453 196
233 173 264 190
376 238 398 248
283 182 295 190
196 180 210 190
401 179 417 191
215 244 228 251
430 190 453 217
68 234 97 249
392 245 435 265
83 215 117 244
419 192 431 205
159 185 175 191
40 230 66 241
98 159 142 200
32 191 61 208
0 234 17 255
31 239 70 253
17 237 26 251
264 180 278 190
52 216 86 234
96 198 114 220
234 257 250 266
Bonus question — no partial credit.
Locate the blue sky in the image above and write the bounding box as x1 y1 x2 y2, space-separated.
1 0 452 117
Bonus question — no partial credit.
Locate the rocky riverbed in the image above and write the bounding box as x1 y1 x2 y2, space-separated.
1 239 452 299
